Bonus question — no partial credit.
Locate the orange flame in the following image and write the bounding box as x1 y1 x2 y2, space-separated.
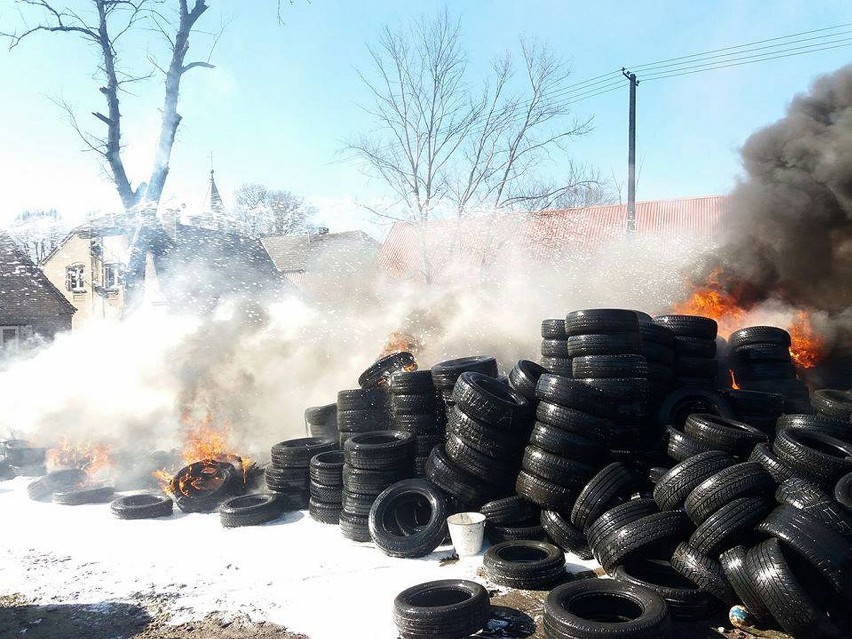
46 437 112 480
379 330 421 359
674 270 746 338
788 311 824 369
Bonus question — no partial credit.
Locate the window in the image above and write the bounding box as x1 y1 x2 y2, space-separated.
1 327 19 353
66 264 85 292
103 263 121 289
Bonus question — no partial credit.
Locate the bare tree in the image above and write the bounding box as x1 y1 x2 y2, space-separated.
349 9 605 225
8 209 69 263
1 1 218 212
231 183 316 237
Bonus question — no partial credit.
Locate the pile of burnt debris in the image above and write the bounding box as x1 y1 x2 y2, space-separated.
2 309 851 639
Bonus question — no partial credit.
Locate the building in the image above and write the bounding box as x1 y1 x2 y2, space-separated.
377 195 730 283
0 232 75 351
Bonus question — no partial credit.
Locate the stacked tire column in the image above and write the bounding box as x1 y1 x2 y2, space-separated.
389 370 446 476
540 319 573 377
266 437 338 510
336 388 393 449
309 450 345 524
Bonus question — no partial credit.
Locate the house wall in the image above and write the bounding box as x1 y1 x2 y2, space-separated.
41 232 128 329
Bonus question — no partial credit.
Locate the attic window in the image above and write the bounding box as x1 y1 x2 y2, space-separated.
66 264 85 292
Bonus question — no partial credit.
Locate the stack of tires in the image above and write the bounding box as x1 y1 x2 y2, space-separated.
388 371 445 475
336 388 393 448
430 356 498 414
565 309 648 450
638 320 677 429
341 431 415 542
480 495 544 544
653 314 719 392
727 326 812 413
265 437 337 509
540 319 572 377
305 403 338 441
308 450 344 524
1 440 47 477
427 371 531 510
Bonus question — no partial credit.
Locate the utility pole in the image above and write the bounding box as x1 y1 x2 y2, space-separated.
622 69 639 233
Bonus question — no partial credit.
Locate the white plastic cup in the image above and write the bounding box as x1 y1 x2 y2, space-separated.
446 512 487 557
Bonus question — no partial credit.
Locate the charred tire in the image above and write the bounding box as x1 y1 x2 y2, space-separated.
773 428 852 488
452 372 529 429
521 446 595 487
309 450 344 486
812 389 852 421
540 510 592 560
544 578 672 639
684 462 775 525
664 425 712 463
486 521 547 543
26 469 87 501
392 579 489 639
515 469 579 511
837 472 852 513
53 485 115 505
271 437 337 468
358 351 416 389
111 493 173 520
480 495 538 526
309 498 341 524
586 498 659 554
594 510 692 573
343 431 415 471
653 450 734 511
219 494 281 527
671 543 737 605
570 462 639 531
572 355 649 379
424 446 492 508
719 545 774 625
566 333 643 357
535 402 610 443
528 422 607 462
658 388 734 428
653 315 717 339
688 496 771 556
508 360 547 400
430 357 498 388
484 540 566 589
614 560 715 622
339 510 371 542
684 414 767 459
564 309 640 336
776 478 852 538
369 479 449 558
748 442 800 484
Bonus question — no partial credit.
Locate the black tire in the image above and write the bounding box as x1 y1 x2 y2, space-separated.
444 433 517 487
541 339 570 357
745 537 849 639
542 318 568 339
391 394 440 415
586 498 659 554
344 431 415 471
673 357 717 378
540 357 574 376
684 413 768 459
540 510 592 559
581 377 650 403
837 472 852 514
446 407 527 460
642 341 676 366
111 493 173 520
395 411 444 435
728 326 791 350
663 425 712 463
719 545 774 625
430 356 498 388
571 462 639 530
310 482 342 503
309 450 344 486
337 388 389 411
733 361 798 383
27 469 87 501
535 402 610 443
614 560 715 622
640 322 676 346
564 309 640 336
53 485 115 505
486 521 547 543
219 494 281 527
528 422 607 462
480 495 538 525
689 496 770 556
484 540 566 590
812 389 852 421
521 446 595 487
535 374 613 417
507 360 547 400
776 478 852 538
657 388 734 427
673 336 717 358
729 342 792 361
653 450 734 511
424 445 493 508
452 372 529 429
392 579 489 639
595 510 692 573
776 413 852 441
773 428 852 488
265 466 309 492
515 469 579 511
305 402 337 423
359 352 416 389
653 315 717 339
671 542 737 605
368 479 449 558
572 355 649 379
719 388 786 415
341 489 375 517
544 578 672 639
343 465 410 496
271 437 337 468
748 442 800 484
757 504 852 599
684 462 775 525
389 370 435 394
339 510 371 542
309 498 341 524
336 408 394 434
566 333 642 357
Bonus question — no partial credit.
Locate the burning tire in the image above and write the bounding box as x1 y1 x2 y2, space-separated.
27 469 87 501
170 460 244 513
484 540 566 590
392 579 489 639
111 493 173 520
368 479 449 558
53 484 115 505
219 494 282 527
358 352 416 390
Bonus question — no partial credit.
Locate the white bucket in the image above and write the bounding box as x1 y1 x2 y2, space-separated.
446 512 487 557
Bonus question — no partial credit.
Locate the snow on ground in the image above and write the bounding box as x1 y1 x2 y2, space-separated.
0 478 598 638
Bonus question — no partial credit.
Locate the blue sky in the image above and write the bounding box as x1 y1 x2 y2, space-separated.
0 0 850 236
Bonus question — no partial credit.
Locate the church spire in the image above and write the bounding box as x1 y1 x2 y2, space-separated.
209 167 224 214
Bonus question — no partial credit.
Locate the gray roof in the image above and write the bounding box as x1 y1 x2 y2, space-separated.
262 231 379 273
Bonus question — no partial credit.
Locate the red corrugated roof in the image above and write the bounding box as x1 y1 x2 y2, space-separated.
378 195 730 282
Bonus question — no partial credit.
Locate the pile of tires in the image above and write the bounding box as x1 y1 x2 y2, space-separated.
811 388 852 422
540 319 572 377
2 439 47 477
430 356 498 413
304 403 338 441
336 388 393 449
308 450 344 524
427 371 531 510
639 320 677 428
653 314 719 393
265 437 337 510
728 326 812 413
341 430 415 542
388 370 445 475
